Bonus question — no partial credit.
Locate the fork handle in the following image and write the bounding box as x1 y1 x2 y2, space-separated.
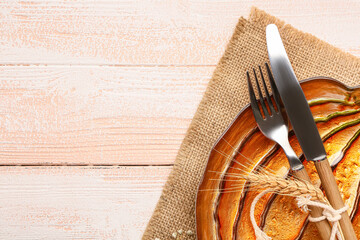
292 168 332 240
314 158 357 240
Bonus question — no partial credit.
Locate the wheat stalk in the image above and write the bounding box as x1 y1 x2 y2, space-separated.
228 171 326 202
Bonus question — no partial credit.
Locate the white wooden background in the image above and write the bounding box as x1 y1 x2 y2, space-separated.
2 0 360 239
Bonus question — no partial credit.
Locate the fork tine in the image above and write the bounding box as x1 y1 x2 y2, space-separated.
265 63 281 111
246 72 262 120
253 68 269 117
258 65 275 114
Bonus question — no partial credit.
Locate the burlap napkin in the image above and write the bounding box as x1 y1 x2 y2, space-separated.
143 7 360 240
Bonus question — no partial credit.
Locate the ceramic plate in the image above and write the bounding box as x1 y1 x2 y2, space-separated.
196 77 360 239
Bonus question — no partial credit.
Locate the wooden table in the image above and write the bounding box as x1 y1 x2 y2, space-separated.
1 1 360 239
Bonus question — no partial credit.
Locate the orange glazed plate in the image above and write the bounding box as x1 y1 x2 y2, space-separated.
196 77 360 240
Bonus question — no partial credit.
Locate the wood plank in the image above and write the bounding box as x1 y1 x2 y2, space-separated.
0 165 171 240
0 66 211 165
2 0 360 65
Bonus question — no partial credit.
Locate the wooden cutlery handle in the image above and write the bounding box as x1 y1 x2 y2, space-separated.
293 168 332 240
314 158 357 240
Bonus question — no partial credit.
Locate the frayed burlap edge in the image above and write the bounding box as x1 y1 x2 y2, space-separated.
142 15 249 240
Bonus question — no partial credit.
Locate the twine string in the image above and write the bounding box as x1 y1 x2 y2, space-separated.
250 189 272 240
250 190 347 240
297 196 347 240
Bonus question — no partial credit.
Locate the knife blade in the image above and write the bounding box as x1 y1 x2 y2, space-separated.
266 24 356 240
266 25 326 162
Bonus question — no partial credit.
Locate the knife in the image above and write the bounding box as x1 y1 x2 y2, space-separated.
266 24 356 240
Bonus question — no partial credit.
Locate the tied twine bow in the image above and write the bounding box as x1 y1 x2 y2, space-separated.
250 190 348 240
297 196 348 240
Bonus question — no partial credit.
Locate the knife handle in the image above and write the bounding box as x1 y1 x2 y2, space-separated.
292 168 332 240
314 158 357 240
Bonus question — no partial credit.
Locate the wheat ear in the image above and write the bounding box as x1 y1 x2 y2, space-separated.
237 172 326 202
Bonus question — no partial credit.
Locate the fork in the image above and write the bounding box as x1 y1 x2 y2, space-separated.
247 63 333 240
